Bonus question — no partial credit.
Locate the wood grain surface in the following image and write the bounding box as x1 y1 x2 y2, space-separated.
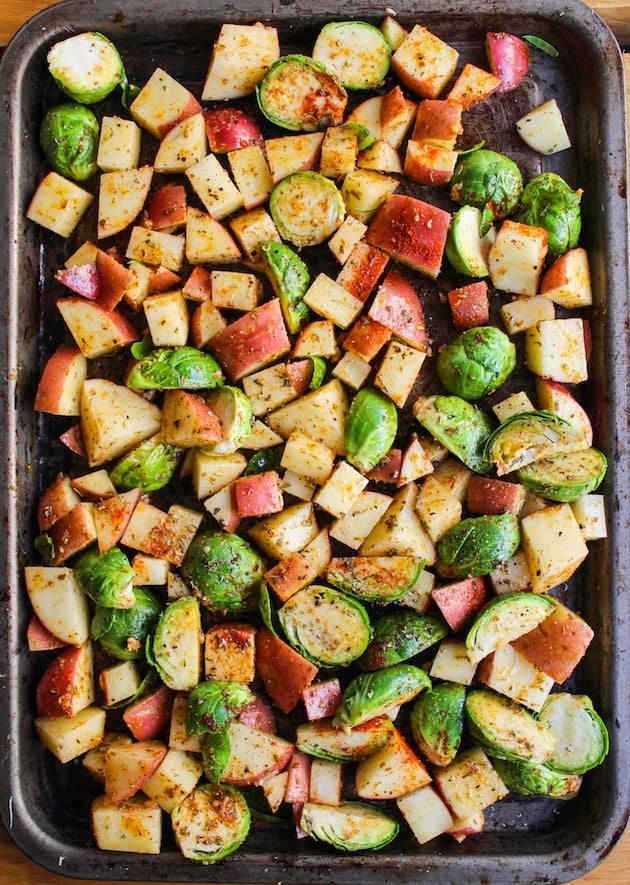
1 2 628 883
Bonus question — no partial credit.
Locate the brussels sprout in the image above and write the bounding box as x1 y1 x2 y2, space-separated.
539 693 609 774
171 783 251 862
450 148 523 234
344 387 398 474
436 512 521 578
333 663 431 730
201 386 255 454
47 32 128 104
278 584 372 667
186 680 255 736
437 326 516 401
312 21 392 90
201 729 231 783
269 171 346 247
325 555 425 604
465 592 556 664
491 757 583 799
358 611 449 671
414 394 493 474
126 346 223 390
261 240 311 335
257 54 347 131
296 717 394 762
465 688 555 763
409 682 466 766
109 435 182 492
181 530 264 615
91 587 163 660
74 545 135 608
445 205 496 277
516 446 607 502
244 445 284 476
39 103 99 181
514 171 582 260
300 801 399 851
150 597 202 691
484 409 588 476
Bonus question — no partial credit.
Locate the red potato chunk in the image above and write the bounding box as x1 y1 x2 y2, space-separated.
466 475 526 516
431 576 489 633
234 471 284 518
239 694 277 734
411 99 463 149
342 315 392 362
302 679 342 721
27 614 69 652
284 751 312 804
256 626 318 714
447 282 490 331
55 261 101 300
35 641 94 718
123 685 175 741
203 107 264 153
511 602 594 684
368 268 429 349
37 472 81 530
145 184 187 233
485 32 530 93
367 448 403 484
49 503 97 566
182 265 213 302
265 552 318 603
209 298 291 381
95 249 136 311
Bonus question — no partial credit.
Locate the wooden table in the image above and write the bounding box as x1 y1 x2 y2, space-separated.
1 1 628 883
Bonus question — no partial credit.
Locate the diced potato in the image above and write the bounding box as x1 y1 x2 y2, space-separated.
500 295 555 335
359 483 437 563
488 220 548 296
192 451 247 499
186 153 243 219
516 98 571 155
293 320 339 359
415 475 462 542
309 759 343 806
492 390 535 423
571 494 607 541
374 340 427 407
476 644 554 712
142 749 203 813
398 436 434 486
121 501 166 550
97 166 154 238
35 705 106 763
201 22 280 101
332 351 372 390
429 637 477 685
319 125 360 178
27 172 93 238
205 623 257 682
132 554 170 586
281 469 316 502
488 549 533 595
154 112 207 173
210 269 261 312
97 115 142 171
91 794 162 854
143 290 189 346
186 206 241 265
248 501 320 559
397 568 435 614
228 206 280 265
525 317 588 384
329 490 392 550
431 458 472 502
397 785 454 844
392 24 459 99
433 746 509 818
520 503 589 594
328 215 368 263
169 693 203 753
267 379 349 456
303 273 364 329
99 660 141 706
265 132 324 183
243 363 304 416
313 461 369 519
280 431 335 484
228 144 274 209
356 727 431 800
126 226 185 271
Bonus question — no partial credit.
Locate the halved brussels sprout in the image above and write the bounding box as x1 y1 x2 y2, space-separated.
278 584 372 667
296 716 394 762
186 680 255 736
47 32 128 104
325 555 425 604
126 346 223 390
257 54 348 131
465 688 555 763
358 611 449 671
333 663 431 730
484 410 589 476
344 387 398 474
269 171 346 247
181 530 264 615
436 512 521 578
261 240 311 335
410 682 466 767
414 394 493 474
539 693 609 774
300 801 399 851
517 446 607 502
201 729 231 783
91 586 163 660
202 386 254 454
465 591 556 664
436 326 516 401
312 21 392 90
109 435 182 492
491 757 582 799
445 205 496 277
39 103 99 181
171 783 250 862
74 545 135 608
150 597 202 691
450 148 523 234
514 171 582 260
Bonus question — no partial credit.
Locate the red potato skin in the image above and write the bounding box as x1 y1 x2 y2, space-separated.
239 694 277 734
284 751 312 804
404 140 458 186
27 613 68 652
341 315 392 362
161 389 224 446
56 296 141 351
209 298 291 382
466 475 525 516
234 471 284 518
447 282 490 331
205 622 257 682
145 183 187 232
285 359 313 398
366 194 451 280
94 488 142 553
182 265 213 303
95 249 135 311
485 32 530 93
203 107 264 154
49 503 97 566
59 423 87 458
37 472 81 530
411 99 463 149
147 266 182 294
255 626 318 714
337 243 390 303
368 268 429 349
155 94 202 140
367 448 402 484
55 261 101 300
302 678 342 721
35 643 91 718
122 685 175 740
431 576 489 633
510 603 594 684
265 552 317 603
34 346 86 416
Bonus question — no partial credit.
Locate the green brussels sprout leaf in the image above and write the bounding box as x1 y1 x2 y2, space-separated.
344 387 398 474
333 663 431 730
437 512 521 578
39 103 99 181
126 346 223 389
437 326 516 401
91 587 163 660
109 436 182 492
186 680 255 736
74 545 135 608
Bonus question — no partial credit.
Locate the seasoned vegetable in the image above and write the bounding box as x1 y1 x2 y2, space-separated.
171 783 251 862
181 530 264 614
202 386 254 454
358 611 449 671
312 21 392 90
539 693 609 774
74 546 135 608
437 513 521 578
485 410 589 475
410 682 466 767
344 387 398 474
257 54 348 131
333 663 431 730
149 596 202 691
39 103 99 181
278 584 372 667
109 436 181 492
269 171 346 247
414 394 493 474
126 346 223 389
515 171 582 260
91 587 163 660
300 801 399 851
325 555 425 604
491 757 582 799
465 592 557 664
261 240 311 335
296 716 394 762
517 446 607 501
47 32 128 104
445 205 496 277
465 688 555 763
436 326 516 400
186 680 255 735
201 729 231 783
450 148 523 233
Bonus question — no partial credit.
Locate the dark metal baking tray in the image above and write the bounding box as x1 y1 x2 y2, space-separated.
0 0 628 881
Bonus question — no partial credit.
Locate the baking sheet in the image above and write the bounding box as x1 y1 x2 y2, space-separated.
0 0 628 881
